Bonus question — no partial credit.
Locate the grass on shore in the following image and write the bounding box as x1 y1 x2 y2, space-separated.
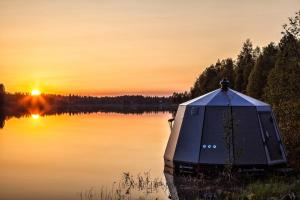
78 171 300 200
241 175 300 200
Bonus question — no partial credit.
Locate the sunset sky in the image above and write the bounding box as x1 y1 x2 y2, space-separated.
0 0 299 96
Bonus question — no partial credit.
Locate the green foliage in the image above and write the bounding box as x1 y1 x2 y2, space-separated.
188 40 258 98
282 10 300 39
78 172 300 200
247 43 278 100
241 176 300 200
219 58 235 89
171 91 190 104
264 33 300 151
190 63 219 97
243 181 290 199
189 58 235 98
234 39 257 93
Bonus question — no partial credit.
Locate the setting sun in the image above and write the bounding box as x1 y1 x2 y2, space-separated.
31 114 40 119
31 89 41 96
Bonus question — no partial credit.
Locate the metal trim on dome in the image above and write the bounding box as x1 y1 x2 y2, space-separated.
230 89 270 106
180 89 220 106
180 88 270 107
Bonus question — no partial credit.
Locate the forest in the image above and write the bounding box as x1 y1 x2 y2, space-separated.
171 10 300 168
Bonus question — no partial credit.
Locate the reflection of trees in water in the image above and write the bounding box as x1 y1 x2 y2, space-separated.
0 104 177 128
1 87 177 128
46 104 177 115
1 91 177 125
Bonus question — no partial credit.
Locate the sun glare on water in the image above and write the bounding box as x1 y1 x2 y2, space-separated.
31 89 41 96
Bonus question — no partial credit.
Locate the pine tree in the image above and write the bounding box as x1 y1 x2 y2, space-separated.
282 10 300 39
189 59 236 98
190 64 219 98
234 39 256 93
219 58 235 89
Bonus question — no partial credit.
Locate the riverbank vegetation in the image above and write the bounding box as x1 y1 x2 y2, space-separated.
78 171 300 200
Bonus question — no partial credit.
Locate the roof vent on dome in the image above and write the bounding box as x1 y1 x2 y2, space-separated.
220 78 230 91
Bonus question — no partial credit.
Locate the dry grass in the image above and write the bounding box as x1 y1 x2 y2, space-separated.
78 171 168 200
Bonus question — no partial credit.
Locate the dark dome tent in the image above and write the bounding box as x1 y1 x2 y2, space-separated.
164 79 287 173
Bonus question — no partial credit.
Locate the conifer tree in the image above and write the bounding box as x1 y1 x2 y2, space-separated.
234 39 256 93
219 58 235 89
247 43 278 99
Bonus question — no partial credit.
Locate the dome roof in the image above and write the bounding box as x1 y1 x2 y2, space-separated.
181 88 269 107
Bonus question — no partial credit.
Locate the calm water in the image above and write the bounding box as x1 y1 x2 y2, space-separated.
0 112 171 200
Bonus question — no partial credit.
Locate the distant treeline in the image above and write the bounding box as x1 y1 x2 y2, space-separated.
0 89 176 118
171 10 300 167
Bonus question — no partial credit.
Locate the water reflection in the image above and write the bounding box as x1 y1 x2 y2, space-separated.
0 112 171 200
2 95 176 122
1 106 176 117
0 106 176 130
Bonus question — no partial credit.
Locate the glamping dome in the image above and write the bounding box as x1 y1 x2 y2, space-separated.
164 79 287 172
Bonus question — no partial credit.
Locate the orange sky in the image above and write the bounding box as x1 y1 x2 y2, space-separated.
0 0 298 96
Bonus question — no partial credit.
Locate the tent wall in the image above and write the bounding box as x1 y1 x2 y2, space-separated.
199 106 231 164
232 107 267 165
164 105 186 167
173 106 205 163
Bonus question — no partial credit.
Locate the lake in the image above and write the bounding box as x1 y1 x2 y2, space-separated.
0 112 172 200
